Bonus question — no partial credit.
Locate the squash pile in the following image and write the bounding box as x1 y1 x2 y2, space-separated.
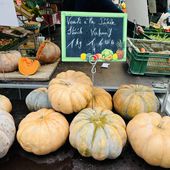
3 69 170 169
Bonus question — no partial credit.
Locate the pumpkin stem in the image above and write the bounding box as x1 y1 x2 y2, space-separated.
90 116 106 127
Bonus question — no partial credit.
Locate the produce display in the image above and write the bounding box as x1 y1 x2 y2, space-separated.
87 87 113 110
0 38 13 46
127 112 170 168
69 107 127 160
17 108 69 155
36 41 61 64
0 50 21 73
48 70 93 114
0 94 12 113
25 88 51 111
146 34 170 42
113 84 160 119
0 61 169 169
18 57 40 76
0 110 16 158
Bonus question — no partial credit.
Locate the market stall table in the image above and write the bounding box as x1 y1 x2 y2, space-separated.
0 62 169 93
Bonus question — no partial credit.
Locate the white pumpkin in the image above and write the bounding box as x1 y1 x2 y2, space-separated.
0 110 16 158
69 107 127 160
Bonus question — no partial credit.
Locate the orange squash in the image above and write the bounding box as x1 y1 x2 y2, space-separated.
18 57 40 76
36 41 60 63
87 87 113 110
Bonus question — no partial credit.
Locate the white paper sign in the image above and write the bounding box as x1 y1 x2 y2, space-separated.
126 0 149 27
0 0 19 27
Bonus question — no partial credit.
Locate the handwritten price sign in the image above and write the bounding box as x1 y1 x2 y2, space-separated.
61 11 127 62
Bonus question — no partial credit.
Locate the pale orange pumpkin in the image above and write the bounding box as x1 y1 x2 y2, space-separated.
87 87 113 110
48 70 93 114
17 108 69 155
113 84 159 119
0 94 12 112
127 112 170 168
0 50 21 73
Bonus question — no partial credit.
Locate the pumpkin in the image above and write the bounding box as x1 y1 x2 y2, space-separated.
36 41 60 63
127 112 170 168
48 70 93 114
69 107 127 160
17 108 69 155
18 57 40 76
113 84 159 119
0 50 21 73
25 88 51 111
0 110 16 158
87 87 113 110
0 95 12 113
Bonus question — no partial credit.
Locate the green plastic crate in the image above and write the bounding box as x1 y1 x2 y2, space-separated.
127 38 170 76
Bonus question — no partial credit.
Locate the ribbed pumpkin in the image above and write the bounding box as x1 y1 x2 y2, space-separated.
0 50 21 72
0 110 16 158
113 84 159 119
17 108 69 155
48 70 93 114
127 112 170 168
25 88 51 111
87 87 112 110
69 107 127 160
0 94 12 113
36 41 60 63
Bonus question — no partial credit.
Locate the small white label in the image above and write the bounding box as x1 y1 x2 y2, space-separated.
101 63 110 68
